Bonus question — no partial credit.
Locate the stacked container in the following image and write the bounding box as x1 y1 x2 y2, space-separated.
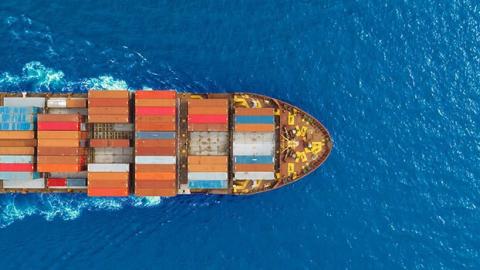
233 108 276 181
134 90 177 196
87 90 131 197
187 99 229 190
0 107 39 181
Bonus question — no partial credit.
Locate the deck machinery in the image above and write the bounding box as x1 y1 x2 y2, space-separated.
0 90 332 196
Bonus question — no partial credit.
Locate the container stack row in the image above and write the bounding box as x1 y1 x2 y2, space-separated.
87 90 131 197
0 107 40 184
134 90 177 196
187 99 229 190
233 108 276 181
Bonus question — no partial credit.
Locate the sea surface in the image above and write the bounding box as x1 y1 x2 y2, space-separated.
0 1 479 269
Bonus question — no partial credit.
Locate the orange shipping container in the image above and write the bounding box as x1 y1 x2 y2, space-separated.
188 156 228 165
88 99 129 107
135 181 176 189
187 123 228 132
235 107 274 116
135 99 176 107
135 122 175 131
88 188 129 197
0 131 34 139
188 107 228 115
88 179 128 188
135 139 175 148
135 164 176 172
88 107 129 115
135 188 176 197
37 131 87 139
235 124 275 132
188 99 228 107
135 146 176 156
188 164 228 172
135 172 176 181
88 115 129 123
37 156 85 164
66 98 87 108
90 139 130 148
0 147 35 155
37 147 86 156
88 90 129 99
235 164 275 172
134 115 175 123
37 164 83 172
0 139 36 147
88 172 129 181
37 139 84 147
38 114 83 122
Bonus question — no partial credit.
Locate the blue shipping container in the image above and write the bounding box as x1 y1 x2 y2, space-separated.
0 107 39 114
0 155 34 163
0 122 35 131
235 115 274 124
135 131 176 139
0 172 40 180
67 178 87 187
188 180 228 189
0 114 37 122
234 155 274 164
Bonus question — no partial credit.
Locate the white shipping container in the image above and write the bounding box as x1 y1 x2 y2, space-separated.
4 97 45 108
112 124 134 132
233 132 275 143
87 163 130 172
234 172 275 180
48 108 88 115
94 154 133 163
94 148 133 155
2 178 45 188
187 172 228 180
135 156 176 164
0 155 34 163
47 98 67 108
233 142 275 156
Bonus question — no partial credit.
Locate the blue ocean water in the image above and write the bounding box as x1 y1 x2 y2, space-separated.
0 1 479 269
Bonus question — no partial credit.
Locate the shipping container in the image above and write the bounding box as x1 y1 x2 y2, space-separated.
135 164 176 172
135 181 176 189
135 99 176 107
134 116 176 123
88 115 129 123
88 99 129 107
0 122 35 131
88 107 129 115
87 188 129 197
135 139 175 148
0 113 36 122
2 178 45 188
187 172 228 181
188 115 228 124
37 147 86 156
0 163 34 172
112 124 134 132
135 146 176 156
0 155 34 163
37 164 82 172
93 154 133 163
188 99 228 107
188 180 228 189
187 123 228 132
87 172 129 181
37 122 80 131
0 131 34 139
135 131 175 139
3 97 45 107
88 179 128 188
135 107 176 116
234 172 275 180
0 107 39 114
135 172 176 180
135 156 176 165
0 139 36 147
93 148 133 156
0 147 35 155
90 139 130 148
234 155 273 164
234 164 275 172
135 90 176 99
37 139 85 147
0 172 40 181
37 156 86 164
188 107 228 115
87 163 130 172
234 124 275 132
233 142 274 156
67 178 87 187
88 90 129 99
66 98 87 108
235 115 274 124
235 107 274 116
38 114 82 122
188 164 228 172
135 188 176 197
47 178 67 187
37 131 87 139
47 98 67 108
135 122 176 131
188 156 228 165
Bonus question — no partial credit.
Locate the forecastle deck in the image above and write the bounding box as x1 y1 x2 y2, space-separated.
0 90 332 196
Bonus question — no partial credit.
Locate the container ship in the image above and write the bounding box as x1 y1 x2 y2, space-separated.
0 90 332 196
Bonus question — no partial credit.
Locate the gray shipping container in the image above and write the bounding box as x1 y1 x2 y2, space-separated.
187 172 228 181
4 97 45 108
2 178 45 188
87 163 130 172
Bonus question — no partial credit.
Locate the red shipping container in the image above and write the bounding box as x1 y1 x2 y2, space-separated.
48 178 67 187
188 115 228 124
135 90 176 99
135 122 176 131
38 122 80 131
135 107 176 116
0 163 34 172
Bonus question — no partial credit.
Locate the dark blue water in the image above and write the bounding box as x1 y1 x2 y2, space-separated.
0 1 479 269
